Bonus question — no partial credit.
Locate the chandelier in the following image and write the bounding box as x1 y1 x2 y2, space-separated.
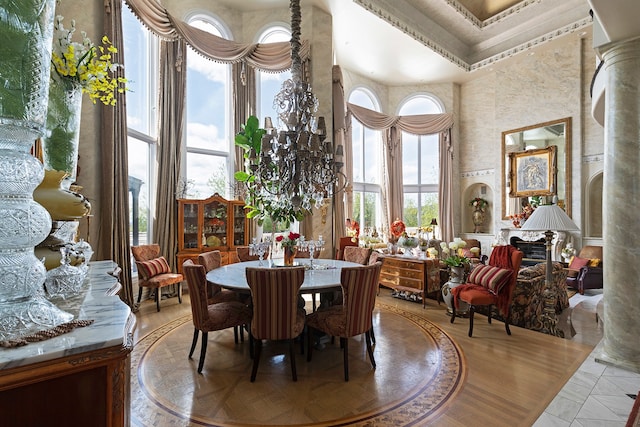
248 0 345 212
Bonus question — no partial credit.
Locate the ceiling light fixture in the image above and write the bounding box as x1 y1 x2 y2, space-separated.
254 0 346 212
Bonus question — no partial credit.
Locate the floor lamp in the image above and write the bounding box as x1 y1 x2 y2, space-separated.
520 203 579 336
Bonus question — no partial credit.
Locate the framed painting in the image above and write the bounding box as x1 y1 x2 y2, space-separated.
508 146 557 197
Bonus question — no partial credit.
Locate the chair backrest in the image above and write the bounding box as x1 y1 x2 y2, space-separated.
245 266 305 340
340 262 382 337
131 244 161 262
336 236 359 260
183 259 209 329
488 245 524 315
198 250 222 272
236 246 270 262
343 246 372 265
295 249 321 259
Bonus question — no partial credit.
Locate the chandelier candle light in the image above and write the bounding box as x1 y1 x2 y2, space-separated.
237 0 345 221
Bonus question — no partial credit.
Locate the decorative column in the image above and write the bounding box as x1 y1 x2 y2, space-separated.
596 38 640 373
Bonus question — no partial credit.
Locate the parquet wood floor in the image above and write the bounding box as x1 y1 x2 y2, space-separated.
132 288 595 426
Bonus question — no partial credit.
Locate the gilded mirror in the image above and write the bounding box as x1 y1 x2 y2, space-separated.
502 117 572 220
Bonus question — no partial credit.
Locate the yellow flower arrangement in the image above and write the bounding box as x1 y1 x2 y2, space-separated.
51 15 127 105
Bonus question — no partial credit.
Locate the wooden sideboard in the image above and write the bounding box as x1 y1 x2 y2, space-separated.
379 255 441 308
0 261 135 427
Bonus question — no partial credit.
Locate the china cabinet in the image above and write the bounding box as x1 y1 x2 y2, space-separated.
177 194 249 272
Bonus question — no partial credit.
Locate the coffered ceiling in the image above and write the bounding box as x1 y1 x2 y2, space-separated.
206 0 593 84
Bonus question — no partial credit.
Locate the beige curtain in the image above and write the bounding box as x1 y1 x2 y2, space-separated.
155 39 186 281
98 0 135 308
346 102 454 236
331 65 347 246
439 129 454 242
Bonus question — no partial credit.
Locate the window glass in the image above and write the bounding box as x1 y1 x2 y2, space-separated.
123 3 158 248
185 16 231 199
398 95 443 229
257 26 291 131
349 88 383 233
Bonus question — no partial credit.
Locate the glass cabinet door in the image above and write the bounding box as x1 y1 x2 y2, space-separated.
181 201 200 249
232 204 247 246
203 198 228 248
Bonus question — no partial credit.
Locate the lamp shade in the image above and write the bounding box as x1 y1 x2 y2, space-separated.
520 204 579 232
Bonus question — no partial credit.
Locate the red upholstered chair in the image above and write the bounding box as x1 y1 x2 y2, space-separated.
197 251 239 304
131 244 183 312
182 260 252 373
343 246 372 265
306 262 382 381
245 266 306 382
450 246 523 337
236 245 270 262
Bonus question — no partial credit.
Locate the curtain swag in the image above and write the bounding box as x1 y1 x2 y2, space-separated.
125 0 310 72
347 102 453 134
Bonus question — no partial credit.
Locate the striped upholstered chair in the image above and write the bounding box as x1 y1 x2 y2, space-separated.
183 260 252 373
131 244 183 312
306 262 382 381
245 266 306 382
197 251 239 304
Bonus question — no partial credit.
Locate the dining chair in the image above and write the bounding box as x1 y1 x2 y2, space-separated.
450 245 524 337
336 236 359 260
343 246 372 265
306 262 382 381
183 259 253 373
245 266 306 382
197 251 239 304
236 245 270 262
131 244 183 312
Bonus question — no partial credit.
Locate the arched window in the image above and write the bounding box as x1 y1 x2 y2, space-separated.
399 94 444 229
349 88 383 233
184 15 232 199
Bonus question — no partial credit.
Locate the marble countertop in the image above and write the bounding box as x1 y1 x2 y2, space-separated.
0 260 134 370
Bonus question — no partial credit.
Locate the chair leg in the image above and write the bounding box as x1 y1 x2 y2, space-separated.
178 282 182 304
370 325 376 345
189 328 199 359
365 330 376 369
342 337 349 381
505 313 512 336
156 289 161 312
468 307 475 337
197 332 208 373
250 339 262 382
137 287 143 303
312 292 317 311
289 339 298 382
450 302 457 323
487 304 493 324
234 326 239 344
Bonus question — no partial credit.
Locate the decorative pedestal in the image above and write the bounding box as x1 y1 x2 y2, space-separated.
441 266 469 316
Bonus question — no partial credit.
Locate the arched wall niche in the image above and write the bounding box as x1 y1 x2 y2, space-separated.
585 171 603 238
462 182 494 235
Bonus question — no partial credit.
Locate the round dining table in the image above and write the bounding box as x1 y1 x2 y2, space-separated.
205 259 363 293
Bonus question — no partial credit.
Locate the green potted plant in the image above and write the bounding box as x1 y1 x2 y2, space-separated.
234 115 307 229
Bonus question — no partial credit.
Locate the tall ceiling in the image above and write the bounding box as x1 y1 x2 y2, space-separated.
211 0 593 85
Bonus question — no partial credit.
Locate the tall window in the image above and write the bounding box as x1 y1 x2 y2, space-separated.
349 88 382 233
399 95 443 229
123 4 159 246
184 16 232 199
256 25 292 233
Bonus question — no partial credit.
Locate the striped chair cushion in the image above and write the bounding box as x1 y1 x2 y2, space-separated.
246 267 305 340
468 264 512 295
137 256 171 280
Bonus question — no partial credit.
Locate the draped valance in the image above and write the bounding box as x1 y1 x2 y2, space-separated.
347 102 453 135
125 0 310 72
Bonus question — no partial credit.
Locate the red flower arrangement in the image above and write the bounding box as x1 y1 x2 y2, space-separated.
390 219 406 237
276 232 301 248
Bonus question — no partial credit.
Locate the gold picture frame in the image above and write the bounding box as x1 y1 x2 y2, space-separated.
508 146 557 197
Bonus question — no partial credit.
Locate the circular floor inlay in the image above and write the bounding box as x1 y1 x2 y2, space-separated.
131 302 466 426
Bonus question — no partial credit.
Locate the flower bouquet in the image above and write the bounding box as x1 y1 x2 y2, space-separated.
469 197 489 211
440 238 469 267
398 232 418 256
276 232 302 265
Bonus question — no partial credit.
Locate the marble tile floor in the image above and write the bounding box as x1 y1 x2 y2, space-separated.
535 289 640 427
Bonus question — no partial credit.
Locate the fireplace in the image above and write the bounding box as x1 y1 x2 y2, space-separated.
510 236 546 266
